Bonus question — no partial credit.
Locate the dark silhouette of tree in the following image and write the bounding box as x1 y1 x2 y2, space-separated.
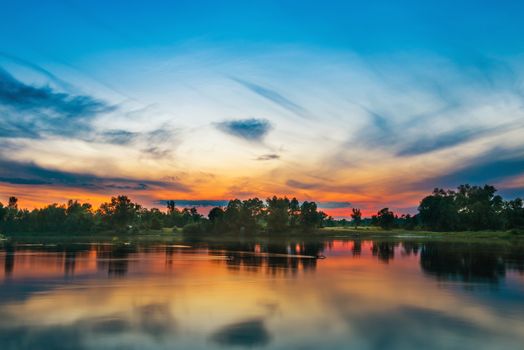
266 196 290 232
289 197 300 228
503 198 524 229
166 200 176 214
376 208 395 230
351 208 362 228
98 195 141 231
208 207 225 232
418 188 459 231
8 197 18 209
299 201 323 231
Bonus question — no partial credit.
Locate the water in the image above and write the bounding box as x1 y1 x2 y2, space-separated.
1 239 523 349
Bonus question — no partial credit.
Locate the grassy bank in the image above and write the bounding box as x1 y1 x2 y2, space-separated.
2 226 524 245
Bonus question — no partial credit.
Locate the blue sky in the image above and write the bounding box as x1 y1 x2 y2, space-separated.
1 0 524 214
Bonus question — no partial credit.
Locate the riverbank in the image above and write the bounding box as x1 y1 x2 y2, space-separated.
2 226 524 245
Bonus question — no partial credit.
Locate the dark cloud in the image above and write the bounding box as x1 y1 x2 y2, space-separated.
396 123 516 157
233 77 307 117
216 118 272 141
0 159 191 192
414 148 524 190
318 201 352 209
286 179 321 190
352 104 522 157
256 154 280 161
209 318 271 347
397 129 487 156
0 68 114 138
99 130 138 145
157 199 229 207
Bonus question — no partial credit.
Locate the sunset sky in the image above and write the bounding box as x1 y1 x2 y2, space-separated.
1 0 524 216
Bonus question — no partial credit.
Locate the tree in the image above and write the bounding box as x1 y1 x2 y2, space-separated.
455 185 503 230
166 200 177 214
377 208 395 230
351 208 362 229
208 207 225 232
98 195 141 231
289 197 301 228
418 188 459 231
503 198 524 229
266 196 290 232
299 201 322 231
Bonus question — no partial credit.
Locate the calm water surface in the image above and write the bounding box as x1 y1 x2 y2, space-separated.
1 239 523 349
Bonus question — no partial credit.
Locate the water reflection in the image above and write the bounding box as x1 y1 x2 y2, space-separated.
0 239 523 349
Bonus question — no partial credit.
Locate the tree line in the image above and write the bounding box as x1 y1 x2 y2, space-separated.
357 184 523 231
0 184 523 235
0 195 328 235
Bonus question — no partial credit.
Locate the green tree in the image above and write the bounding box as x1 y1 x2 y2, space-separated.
351 208 362 229
418 188 459 231
299 201 322 231
376 208 395 230
266 196 290 232
98 195 141 231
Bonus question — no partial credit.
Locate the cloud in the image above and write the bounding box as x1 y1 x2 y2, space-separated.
414 148 524 190
0 159 191 192
286 179 321 190
255 153 280 161
216 118 272 141
0 68 114 138
233 77 307 117
99 130 138 145
0 51 74 91
156 199 229 207
318 201 352 209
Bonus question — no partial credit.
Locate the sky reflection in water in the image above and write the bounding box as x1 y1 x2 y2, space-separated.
1 239 524 349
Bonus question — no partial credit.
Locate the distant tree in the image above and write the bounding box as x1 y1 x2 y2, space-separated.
418 188 459 231
299 201 322 231
266 196 290 232
98 195 141 231
63 200 94 233
289 197 301 228
377 208 395 230
351 208 362 229
8 196 18 209
503 198 524 229
208 207 225 232
166 200 177 214
398 213 417 230
455 185 503 230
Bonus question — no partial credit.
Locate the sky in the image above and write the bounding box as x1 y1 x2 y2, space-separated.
1 0 524 216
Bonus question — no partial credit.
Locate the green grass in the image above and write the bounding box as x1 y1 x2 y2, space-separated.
2 226 523 245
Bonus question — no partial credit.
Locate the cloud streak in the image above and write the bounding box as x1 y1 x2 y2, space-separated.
0 68 114 138
233 78 307 117
0 159 191 192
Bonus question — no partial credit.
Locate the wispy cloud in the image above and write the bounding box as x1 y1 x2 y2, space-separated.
0 68 114 138
0 158 191 192
232 78 307 118
216 118 272 142
156 199 229 207
318 201 352 209
286 179 321 190
414 148 524 189
255 154 280 161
